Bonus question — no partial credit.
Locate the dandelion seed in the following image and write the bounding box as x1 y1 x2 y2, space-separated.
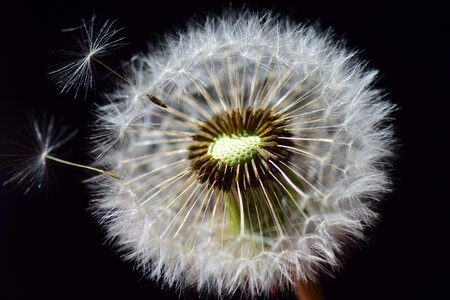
4 115 122 194
3 115 78 194
49 16 125 98
49 16 169 109
60 11 395 298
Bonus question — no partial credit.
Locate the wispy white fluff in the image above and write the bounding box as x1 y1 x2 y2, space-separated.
49 16 125 98
3 115 77 194
91 11 395 297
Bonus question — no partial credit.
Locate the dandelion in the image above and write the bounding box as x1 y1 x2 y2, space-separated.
53 11 395 298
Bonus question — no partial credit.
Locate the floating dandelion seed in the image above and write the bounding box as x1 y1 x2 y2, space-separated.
3 115 122 195
49 16 125 98
47 11 395 298
3 115 78 194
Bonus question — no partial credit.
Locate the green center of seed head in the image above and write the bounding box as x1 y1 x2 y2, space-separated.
207 134 261 166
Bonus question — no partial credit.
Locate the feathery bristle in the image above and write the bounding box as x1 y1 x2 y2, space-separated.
49 16 125 98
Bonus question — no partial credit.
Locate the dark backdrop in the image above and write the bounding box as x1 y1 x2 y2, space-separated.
1 1 449 299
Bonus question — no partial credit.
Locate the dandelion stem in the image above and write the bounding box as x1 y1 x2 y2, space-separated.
45 154 122 179
294 280 323 300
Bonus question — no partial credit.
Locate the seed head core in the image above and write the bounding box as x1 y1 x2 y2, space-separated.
208 135 261 167
188 108 293 191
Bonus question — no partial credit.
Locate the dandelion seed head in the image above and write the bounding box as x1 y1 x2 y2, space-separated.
90 11 395 297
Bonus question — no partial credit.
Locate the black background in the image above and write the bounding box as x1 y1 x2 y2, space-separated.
1 1 449 299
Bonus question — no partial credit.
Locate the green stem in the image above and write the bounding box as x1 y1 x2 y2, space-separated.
224 191 242 235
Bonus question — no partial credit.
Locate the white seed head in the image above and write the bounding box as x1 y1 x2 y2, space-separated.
91 11 395 297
